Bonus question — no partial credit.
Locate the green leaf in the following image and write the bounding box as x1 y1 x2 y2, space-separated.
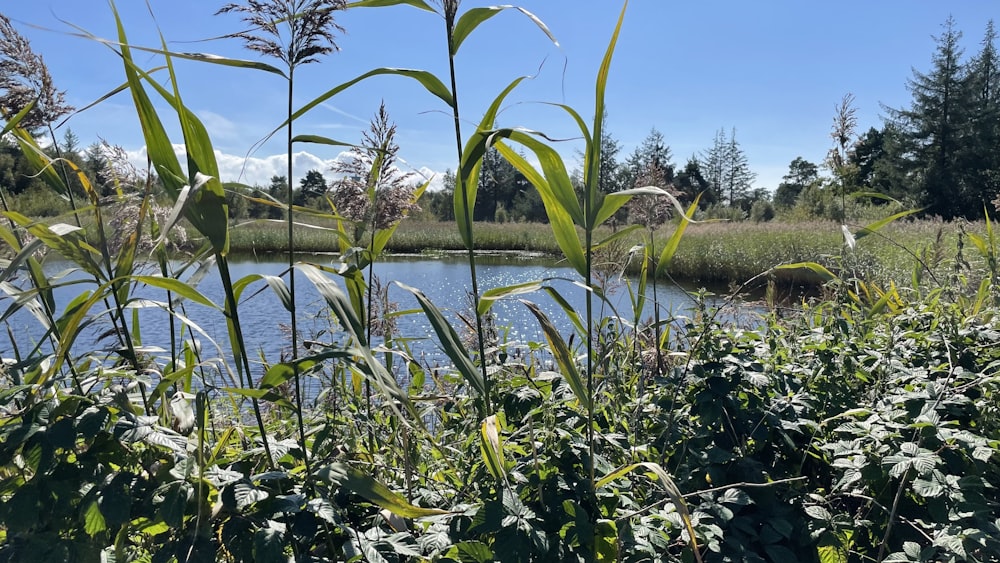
655 194 702 278
232 273 292 312
804 505 832 521
158 482 190 528
452 6 557 55
348 0 435 11
478 280 545 317
289 68 454 131
480 414 506 481
258 349 350 390
290 134 354 147
3 214 104 280
221 387 294 410
495 139 586 276
396 281 484 398
912 475 945 498
454 77 529 249
82 499 107 536
773 261 838 283
320 463 448 518
522 300 588 409
253 522 285 563
452 541 493 563
597 461 700 561
299 263 366 342
233 481 270 509
371 177 430 255
585 1 629 225
1 99 36 134
133 275 220 309
854 208 922 240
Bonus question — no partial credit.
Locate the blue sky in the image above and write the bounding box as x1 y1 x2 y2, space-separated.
5 1 1000 191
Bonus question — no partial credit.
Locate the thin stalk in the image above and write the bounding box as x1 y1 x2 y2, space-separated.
286 64 311 483
650 228 664 377
365 222 377 452
585 215 595 493
217 256 274 467
444 11 491 413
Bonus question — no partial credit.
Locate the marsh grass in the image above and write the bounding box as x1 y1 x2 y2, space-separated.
227 217 982 288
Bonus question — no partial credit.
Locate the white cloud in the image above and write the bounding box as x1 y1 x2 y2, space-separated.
124 144 447 191
196 111 242 143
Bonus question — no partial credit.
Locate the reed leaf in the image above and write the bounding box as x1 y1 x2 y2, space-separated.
597 461 702 563
454 77 529 249
3 214 104 280
300 264 417 417
522 300 589 410
287 68 454 130
854 208 922 240
395 281 485 399
1 98 35 133
451 6 557 55
8 127 70 197
584 1 628 226
320 463 448 518
132 276 221 310
231 273 293 313
478 280 545 317
773 261 839 283
299 263 365 342
31 279 115 387
480 414 506 482
655 194 701 279
347 0 435 12
258 349 352 390
494 139 586 276
290 134 353 147
371 177 431 255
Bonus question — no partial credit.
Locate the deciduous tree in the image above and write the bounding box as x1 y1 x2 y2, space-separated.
774 157 819 209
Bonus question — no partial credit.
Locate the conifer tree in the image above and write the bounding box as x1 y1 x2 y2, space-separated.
888 17 971 218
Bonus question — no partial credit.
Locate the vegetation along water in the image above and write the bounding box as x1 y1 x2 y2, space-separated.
1 1 1000 562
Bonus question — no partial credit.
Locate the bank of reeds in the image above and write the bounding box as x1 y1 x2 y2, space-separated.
227 217 984 289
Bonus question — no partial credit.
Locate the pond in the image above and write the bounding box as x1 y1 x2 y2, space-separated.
3 253 735 391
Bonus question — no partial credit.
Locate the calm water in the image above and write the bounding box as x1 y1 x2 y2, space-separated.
3 254 711 380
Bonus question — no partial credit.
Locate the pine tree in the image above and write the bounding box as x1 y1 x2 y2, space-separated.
722 128 756 208
702 128 755 208
888 17 971 218
622 128 674 190
700 129 726 204
962 20 1000 211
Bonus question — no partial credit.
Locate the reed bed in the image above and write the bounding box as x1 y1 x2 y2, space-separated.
228 217 983 288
